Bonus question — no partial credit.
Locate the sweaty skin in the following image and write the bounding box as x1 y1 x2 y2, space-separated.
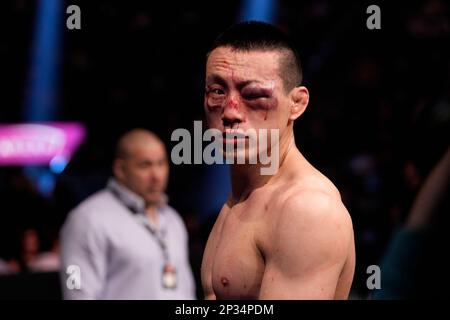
201 47 355 300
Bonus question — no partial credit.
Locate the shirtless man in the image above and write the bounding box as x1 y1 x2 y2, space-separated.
201 22 355 300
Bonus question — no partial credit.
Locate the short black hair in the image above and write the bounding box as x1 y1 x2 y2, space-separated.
208 21 302 92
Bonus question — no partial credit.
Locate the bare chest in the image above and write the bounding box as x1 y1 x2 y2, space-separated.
203 206 266 299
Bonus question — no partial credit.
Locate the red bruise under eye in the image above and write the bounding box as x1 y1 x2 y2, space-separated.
246 96 277 120
206 95 224 109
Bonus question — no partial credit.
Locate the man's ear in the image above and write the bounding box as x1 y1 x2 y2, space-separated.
113 158 126 182
289 86 309 121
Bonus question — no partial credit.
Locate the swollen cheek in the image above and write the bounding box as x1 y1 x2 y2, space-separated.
264 98 278 111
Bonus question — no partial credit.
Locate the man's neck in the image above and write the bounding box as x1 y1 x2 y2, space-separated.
145 205 159 229
228 134 296 206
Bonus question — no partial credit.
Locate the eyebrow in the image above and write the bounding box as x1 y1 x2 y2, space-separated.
206 73 266 89
205 74 227 86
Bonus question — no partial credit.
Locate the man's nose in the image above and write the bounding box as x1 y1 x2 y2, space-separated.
150 168 162 180
153 166 168 180
222 97 243 128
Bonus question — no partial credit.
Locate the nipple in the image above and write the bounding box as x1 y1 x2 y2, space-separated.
221 277 229 286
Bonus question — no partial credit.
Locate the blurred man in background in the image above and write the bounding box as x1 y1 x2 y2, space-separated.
60 129 196 299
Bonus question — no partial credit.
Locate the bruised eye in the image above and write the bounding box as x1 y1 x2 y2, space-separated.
241 90 270 101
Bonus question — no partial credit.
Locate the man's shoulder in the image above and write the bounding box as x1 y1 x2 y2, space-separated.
282 187 345 218
75 188 115 211
263 182 353 262
66 188 116 223
279 161 344 210
271 175 352 235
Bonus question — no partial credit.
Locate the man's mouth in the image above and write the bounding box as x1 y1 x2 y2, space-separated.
221 130 248 144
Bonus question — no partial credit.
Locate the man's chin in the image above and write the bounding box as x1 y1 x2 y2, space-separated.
144 193 163 205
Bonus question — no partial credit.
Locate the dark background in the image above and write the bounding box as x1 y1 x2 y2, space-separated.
0 0 449 299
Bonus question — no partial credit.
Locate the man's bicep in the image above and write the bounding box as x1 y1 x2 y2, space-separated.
258 257 343 299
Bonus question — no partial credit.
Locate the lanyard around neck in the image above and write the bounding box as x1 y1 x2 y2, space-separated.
109 186 170 263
